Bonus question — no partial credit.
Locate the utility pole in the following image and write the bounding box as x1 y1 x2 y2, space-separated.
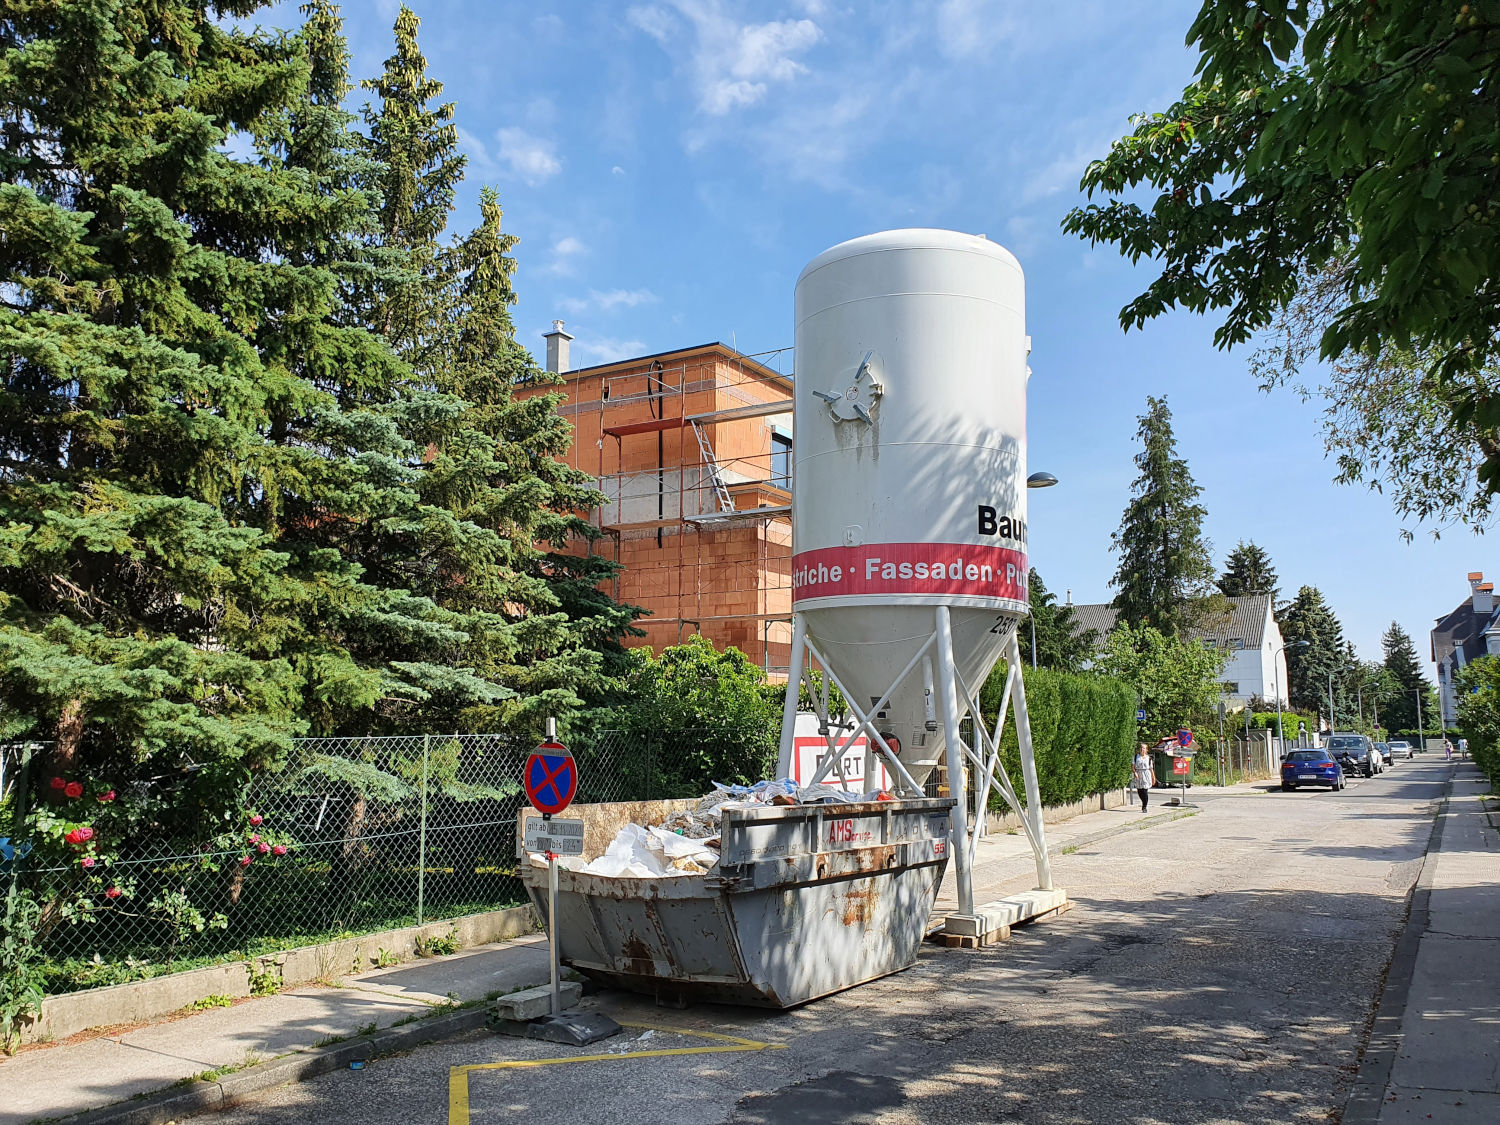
1327 673 1337 736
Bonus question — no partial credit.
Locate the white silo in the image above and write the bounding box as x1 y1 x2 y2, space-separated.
776 229 1059 929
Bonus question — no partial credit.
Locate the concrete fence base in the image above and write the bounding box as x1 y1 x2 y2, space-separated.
980 786 1135 835
24 903 540 1045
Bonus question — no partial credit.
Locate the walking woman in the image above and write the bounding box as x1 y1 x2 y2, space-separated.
1133 742 1156 813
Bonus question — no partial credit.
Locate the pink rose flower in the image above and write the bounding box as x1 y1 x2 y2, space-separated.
240 855 253 867
50 777 67 790
271 845 287 857
105 886 122 899
64 827 94 845
248 834 260 844
257 842 270 854
81 856 95 869
248 814 263 826
98 790 116 803
64 781 84 799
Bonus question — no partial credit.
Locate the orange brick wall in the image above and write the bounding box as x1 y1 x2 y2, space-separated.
517 344 794 676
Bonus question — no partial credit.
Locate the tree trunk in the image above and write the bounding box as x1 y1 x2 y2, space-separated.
52 699 85 773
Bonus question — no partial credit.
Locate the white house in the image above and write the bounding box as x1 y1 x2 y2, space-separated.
1431 570 1500 728
1069 593 1290 708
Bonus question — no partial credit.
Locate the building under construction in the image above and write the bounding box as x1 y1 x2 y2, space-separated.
529 325 795 676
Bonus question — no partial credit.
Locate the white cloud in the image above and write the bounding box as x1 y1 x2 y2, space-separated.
495 126 562 185
546 236 587 276
559 288 659 315
572 335 649 365
1020 127 1124 205
936 0 1021 61
611 165 626 176
629 1 822 116
627 4 676 43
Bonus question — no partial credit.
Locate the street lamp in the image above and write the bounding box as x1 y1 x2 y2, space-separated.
1024 471 1058 669
1327 672 1337 739
1415 687 1426 750
1271 640 1310 753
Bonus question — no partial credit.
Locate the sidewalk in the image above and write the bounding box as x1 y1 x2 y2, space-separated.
0 936 552 1125
1363 760 1500 1123
0 786 1228 1125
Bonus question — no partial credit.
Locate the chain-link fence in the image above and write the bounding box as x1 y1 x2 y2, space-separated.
1191 738 1280 785
9 730 738 996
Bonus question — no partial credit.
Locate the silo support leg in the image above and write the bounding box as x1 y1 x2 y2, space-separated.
775 614 808 779
934 606 977 921
1007 631 1054 891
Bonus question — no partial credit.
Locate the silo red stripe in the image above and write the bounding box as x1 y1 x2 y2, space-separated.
791 543 1028 603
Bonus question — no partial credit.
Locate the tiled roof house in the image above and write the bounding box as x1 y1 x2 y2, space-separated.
1068 593 1290 707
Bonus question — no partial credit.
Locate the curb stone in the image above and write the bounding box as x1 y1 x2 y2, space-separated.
63 1006 491 1125
1340 767 1456 1125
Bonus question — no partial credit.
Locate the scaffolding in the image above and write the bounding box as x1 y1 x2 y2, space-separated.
549 344 796 676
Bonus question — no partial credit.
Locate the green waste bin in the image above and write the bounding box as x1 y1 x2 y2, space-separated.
1151 749 1192 789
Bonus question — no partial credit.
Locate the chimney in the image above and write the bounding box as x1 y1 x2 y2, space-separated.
543 320 573 374
1476 581 1494 615
1469 570 1484 592
1065 589 1072 606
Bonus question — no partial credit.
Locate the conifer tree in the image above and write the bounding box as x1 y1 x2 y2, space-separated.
0 1 454 789
359 4 465 371
1381 622 1433 734
356 6 637 731
1019 569 1096 671
1218 541 1280 604
1110 396 1216 636
1280 586 1356 720
0 1 635 806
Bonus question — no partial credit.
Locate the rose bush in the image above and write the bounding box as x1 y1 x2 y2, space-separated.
22 779 293 947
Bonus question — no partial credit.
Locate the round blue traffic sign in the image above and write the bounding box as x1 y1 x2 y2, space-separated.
524 741 577 815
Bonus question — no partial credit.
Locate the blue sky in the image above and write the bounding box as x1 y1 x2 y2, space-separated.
261 0 1484 671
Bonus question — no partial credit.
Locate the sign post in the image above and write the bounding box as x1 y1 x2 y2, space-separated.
1175 729 1194 807
505 718 618 1047
524 718 578 1018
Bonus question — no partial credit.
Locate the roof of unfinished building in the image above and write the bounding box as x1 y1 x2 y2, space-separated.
561 341 792 384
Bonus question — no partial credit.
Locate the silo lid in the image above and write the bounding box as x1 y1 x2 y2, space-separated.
796 228 1022 287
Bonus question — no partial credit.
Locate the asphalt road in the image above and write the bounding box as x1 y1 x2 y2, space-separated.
212 756 1451 1125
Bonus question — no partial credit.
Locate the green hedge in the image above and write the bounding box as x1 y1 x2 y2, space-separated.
978 664 1137 809
1249 711 1313 733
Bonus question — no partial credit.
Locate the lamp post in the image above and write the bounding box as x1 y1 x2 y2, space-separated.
1416 687 1426 750
1327 672 1337 740
1024 472 1058 671
1271 640 1310 755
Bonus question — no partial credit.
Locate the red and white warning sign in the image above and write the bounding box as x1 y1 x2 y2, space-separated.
790 713 893 789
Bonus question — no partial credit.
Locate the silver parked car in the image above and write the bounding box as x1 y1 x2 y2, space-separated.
1387 740 1415 760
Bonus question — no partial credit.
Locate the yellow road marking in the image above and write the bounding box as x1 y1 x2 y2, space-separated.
448 1021 786 1125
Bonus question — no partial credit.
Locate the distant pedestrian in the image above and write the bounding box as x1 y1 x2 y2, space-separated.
1133 743 1155 813
1445 739 1453 761
1459 737 1469 759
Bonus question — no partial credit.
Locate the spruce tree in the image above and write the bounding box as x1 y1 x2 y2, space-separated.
1218 541 1280 604
1280 586 1356 721
1381 622 1433 734
0 2 451 790
357 6 637 731
1019 569 1096 671
1110 396 1216 636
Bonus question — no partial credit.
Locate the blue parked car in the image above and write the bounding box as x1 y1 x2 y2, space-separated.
1281 749 1346 791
